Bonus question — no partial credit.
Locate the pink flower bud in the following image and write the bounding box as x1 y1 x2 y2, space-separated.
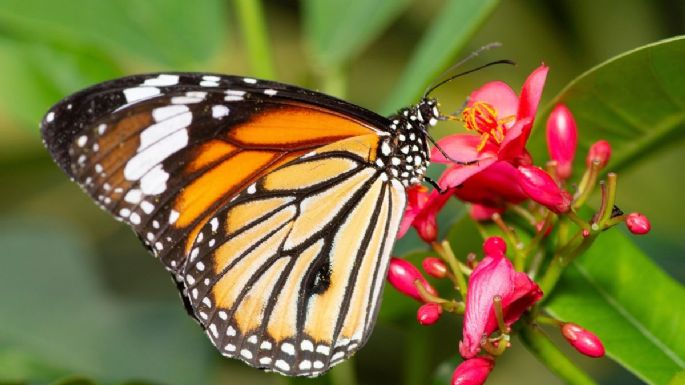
451 356 495 385
626 212 651 235
586 140 612 169
561 323 605 358
483 236 506 257
417 302 442 325
516 165 571 213
469 204 503 222
422 257 448 278
387 257 438 301
546 104 577 180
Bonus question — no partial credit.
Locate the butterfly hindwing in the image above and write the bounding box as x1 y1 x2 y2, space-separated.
181 140 406 376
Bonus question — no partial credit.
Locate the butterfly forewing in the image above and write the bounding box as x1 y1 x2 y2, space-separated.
40 73 421 376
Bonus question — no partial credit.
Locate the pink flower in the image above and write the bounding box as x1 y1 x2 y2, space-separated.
459 248 543 358
387 257 438 302
432 65 569 213
546 104 577 180
626 212 651 235
451 357 495 385
417 303 443 325
516 165 571 213
561 323 605 358
398 185 452 242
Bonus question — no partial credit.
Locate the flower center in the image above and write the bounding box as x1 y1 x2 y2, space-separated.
462 102 513 151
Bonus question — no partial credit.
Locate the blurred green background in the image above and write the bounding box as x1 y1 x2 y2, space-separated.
0 1 683 384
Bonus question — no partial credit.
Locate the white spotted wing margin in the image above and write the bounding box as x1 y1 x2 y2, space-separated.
182 152 406 377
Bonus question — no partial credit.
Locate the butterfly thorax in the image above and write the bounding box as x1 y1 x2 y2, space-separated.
375 98 438 187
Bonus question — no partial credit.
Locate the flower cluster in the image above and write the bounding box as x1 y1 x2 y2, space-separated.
388 65 650 385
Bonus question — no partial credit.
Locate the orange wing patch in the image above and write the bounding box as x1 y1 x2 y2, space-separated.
228 105 376 148
186 140 239 173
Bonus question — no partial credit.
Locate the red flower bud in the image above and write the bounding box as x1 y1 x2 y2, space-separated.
451 356 495 385
516 165 571 213
483 236 507 257
586 140 612 169
417 302 442 325
625 212 651 235
546 104 577 180
422 257 448 278
387 257 438 301
561 323 605 358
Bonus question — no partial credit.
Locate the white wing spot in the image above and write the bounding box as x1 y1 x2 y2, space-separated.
169 210 179 224
143 74 179 86
275 360 290 371
124 189 143 204
202 297 212 307
260 341 272 350
264 89 277 96
299 360 312 370
77 135 88 147
123 87 160 103
225 344 236 352
119 208 131 218
218 311 228 320
301 340 314 351
281 343 295 355
210 217 219 232
212 105 230 118
247 335 258 344
139 164 170 195
240 349 253 359
196 261 205 271
97 124 107 135
243 78 257 84
247 184 257 194
209 323 219 338
140 201 154 214
152 105 189 122
130 213 141 225
259 357 272 365
227 326 237 336
316 345 330 355
46 112 55 123
313 361 324 369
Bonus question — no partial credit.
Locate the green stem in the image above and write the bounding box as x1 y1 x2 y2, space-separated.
492 213 526 271
433 241 468 296
235 0 275 78
539 232 597 300
329 357 358 385
519 325 598 385
598 173 618 226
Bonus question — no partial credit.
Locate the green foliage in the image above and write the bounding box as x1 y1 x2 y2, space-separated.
530 36 685 174
546 230 685 385
0 218 211 385
381 0 499 114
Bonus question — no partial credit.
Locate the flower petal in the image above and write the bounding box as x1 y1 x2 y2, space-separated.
516 165 571 213
460 255 515 358
438 157 498 190
516 64 549 123
468 81 518 120
431 134 498 164
451 161 527 207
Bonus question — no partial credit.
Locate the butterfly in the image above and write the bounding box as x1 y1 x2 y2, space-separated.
40 73 441 377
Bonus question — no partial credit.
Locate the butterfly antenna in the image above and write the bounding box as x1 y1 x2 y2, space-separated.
424 59 516 98
420 126 478 166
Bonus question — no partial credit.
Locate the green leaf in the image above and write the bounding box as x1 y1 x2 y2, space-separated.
0 0 227 68
0 217 211 385
0 38 122 129
381 0 499 114
545 230 685 385
302 0 412 68
529 36 685 174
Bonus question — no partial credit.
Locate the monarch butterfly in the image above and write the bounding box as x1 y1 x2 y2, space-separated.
41 72 446 377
